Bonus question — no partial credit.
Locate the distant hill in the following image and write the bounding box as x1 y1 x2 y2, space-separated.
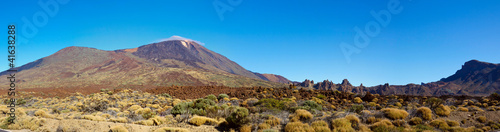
297 60 500 96
0 36 288 90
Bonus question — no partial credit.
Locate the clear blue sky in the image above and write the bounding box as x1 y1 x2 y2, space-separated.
2 0 500 86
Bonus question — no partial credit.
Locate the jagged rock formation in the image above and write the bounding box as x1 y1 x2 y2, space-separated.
298 60 500 96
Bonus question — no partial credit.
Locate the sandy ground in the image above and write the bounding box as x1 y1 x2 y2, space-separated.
6 118 220 132
440 111 500 127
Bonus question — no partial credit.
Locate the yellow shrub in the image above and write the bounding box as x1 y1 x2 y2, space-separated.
265 116 281 127
150 116 167 125
370 119 394 130
381 108 409 120
290 109 313 122
395 102 402 107
430 119 449 129
366 117 378 124
101 114 111 118
435 104 451 116
417 107 433 120
409 117 422 125
285 121 314 132
446 120 460 127
128 105 142 111
345 114 360 125
109 117 128 123
358 124 371 132
477 116 487 123
361 110 371 115
331 118 355 132
15 108 26 117
353 97 362 104
311 120 331 132
83 115 106 121
188 116 219 126
34 110 53 118
330 105 336 109
110 125 129 132
458 107 469 112
258 123 271 130
68 106 79 111
108 107 121 112
154 127 189 132
470 106 484 112
240 124 252 132
151 104 160 109
4 115 46 131
135 120 154 126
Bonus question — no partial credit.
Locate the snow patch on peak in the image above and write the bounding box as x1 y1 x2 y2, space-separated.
156 35 205 46
180 41 188 48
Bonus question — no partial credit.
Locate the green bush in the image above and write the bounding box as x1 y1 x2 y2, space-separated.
159 93 171 98
426 97 443 109
189 108 207 116
290 106 312 112
171 102 193 115
193 98 216 110
256 98 285 111
413 124 434 131
218 94 229 100
303 100 322 111
349 104 365 113
226 107 249 127
142 111 156 120
316 94 326 99
205 94 217 102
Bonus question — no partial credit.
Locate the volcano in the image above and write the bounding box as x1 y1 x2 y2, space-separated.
0 36 289 91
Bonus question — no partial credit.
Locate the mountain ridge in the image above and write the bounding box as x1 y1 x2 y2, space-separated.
298 60 500 96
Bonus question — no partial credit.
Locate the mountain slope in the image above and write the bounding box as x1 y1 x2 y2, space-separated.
0 38 288 89
126 39 264 80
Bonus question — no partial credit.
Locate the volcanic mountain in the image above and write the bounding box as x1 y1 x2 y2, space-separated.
298 60 500 96
0 36 289 91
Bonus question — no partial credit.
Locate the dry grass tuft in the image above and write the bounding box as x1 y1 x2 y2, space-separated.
446 120 460 127
154 127 189 132
381 108 409 120
370 119 394 130
409 117 422 125
458 107 469 112
82 115 106 121
290 109 313 122
34 110 54 118
353 97 363 104
239 124 252 132
258 123 271 130
109 125 129 132
435 104 451 116
189 115 219 126
417 107 433 120
285 121 314 132
109 117 128 123
345 114 360 125
477 116 487 123
311 120 331 132
429 119 449 129
331 118 355 132
265 115 281 127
